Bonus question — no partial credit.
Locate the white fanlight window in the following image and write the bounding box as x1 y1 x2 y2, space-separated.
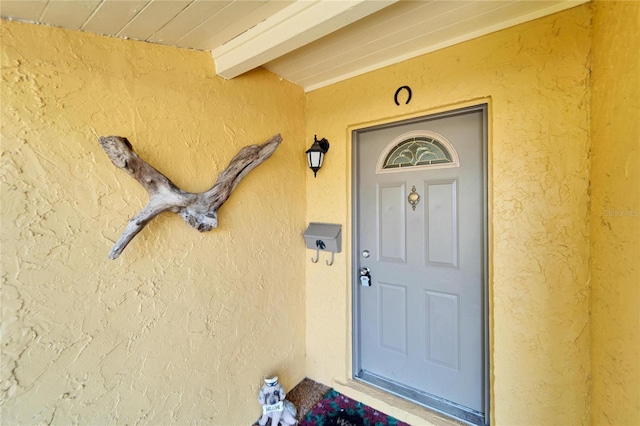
376 130 460 174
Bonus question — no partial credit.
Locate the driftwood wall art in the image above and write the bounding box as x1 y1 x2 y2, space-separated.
98 134 282 259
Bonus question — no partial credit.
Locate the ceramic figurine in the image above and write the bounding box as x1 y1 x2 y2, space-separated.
258 376 297 426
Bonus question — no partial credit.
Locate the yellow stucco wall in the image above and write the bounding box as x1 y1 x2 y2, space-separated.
0 20 306 424
305 5 592 425
2 2 638 425
590 1 640 425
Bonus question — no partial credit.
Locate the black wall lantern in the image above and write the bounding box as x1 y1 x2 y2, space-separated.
306 135 330 177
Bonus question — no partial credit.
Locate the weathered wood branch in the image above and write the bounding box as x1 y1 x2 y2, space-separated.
99 134 282 259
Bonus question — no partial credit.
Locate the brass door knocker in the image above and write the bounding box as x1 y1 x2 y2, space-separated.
408 186 420 210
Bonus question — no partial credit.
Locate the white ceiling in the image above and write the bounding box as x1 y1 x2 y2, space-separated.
0 0 588 92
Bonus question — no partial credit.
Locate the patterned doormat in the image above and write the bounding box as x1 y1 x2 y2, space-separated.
300 389 410 426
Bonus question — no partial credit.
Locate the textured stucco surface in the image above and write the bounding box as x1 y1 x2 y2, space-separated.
589 1 640 425
305 5 592 425
2 2 638 425
0 20 306 424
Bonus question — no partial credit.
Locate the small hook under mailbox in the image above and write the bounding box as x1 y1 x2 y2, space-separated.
326 252 335 266
311 250 335 266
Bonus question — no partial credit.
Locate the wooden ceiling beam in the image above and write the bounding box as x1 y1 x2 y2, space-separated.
211 0 398 80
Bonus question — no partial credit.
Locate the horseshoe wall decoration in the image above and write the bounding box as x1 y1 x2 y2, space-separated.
394 86 412 105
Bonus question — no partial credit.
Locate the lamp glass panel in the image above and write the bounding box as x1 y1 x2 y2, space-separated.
308 151 323 168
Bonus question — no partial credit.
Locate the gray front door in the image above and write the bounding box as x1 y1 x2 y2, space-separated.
353 105 487 424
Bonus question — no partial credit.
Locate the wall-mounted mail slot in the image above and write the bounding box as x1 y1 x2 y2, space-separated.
303 223 342 265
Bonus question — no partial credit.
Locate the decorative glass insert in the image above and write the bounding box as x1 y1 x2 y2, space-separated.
382 136 453 169
375 130 459 174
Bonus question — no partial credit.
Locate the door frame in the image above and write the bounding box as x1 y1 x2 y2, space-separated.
350 103 490 425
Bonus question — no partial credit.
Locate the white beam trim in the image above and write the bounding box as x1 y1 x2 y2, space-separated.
211 0 398 80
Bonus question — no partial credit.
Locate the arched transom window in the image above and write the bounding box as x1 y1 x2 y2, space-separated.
376 130 460 174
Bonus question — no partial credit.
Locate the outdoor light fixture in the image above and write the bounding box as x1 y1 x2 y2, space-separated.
306 135 330 177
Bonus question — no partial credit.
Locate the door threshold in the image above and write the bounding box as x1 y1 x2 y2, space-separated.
355 370 486 426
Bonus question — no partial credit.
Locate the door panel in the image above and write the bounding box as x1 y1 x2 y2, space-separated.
378 183 407 263
354 106 487 422
379 282 408 354
425 179 458 267
425 290 459 370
